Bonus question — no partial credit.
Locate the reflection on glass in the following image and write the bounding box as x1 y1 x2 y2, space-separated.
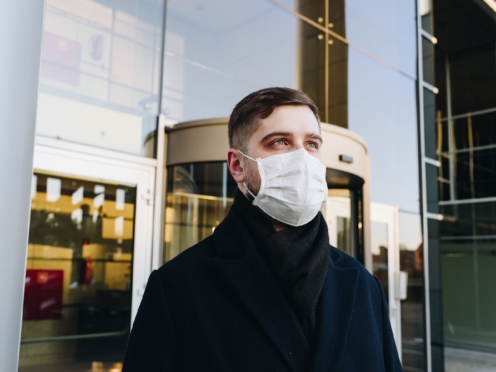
346 0 417 78
324 189 353 256
295 0 348 126
399 211 425 371
448 44 496 116
441 236 496 349
162 0 297 123
161 0 347 127
348 47 419 213
19 173 135 371
165 163 237 262
424 87 436 160
36 0 164 156
372 221 389 303
436 112 496 201
422 37 435 86
426 163 439 214
420 0 434 34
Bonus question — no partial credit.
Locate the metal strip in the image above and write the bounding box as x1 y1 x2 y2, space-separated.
151 115 167 270
439 143 496 154
426 212 444 221
439 196 496 205
420 29 438 44
436 106 496 123
422 81 439 94
416 0 433 368
21 328 129 344
425 157 441 167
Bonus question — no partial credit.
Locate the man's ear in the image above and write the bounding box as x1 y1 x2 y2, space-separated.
227 149 245 184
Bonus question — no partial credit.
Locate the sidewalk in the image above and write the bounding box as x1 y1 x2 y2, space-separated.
445 347 496 372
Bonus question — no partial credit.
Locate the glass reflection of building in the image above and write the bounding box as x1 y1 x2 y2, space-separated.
9 0 469 370
420 0 496 370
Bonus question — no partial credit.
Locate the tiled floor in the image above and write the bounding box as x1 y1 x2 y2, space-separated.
445 347 496 372
19 361 122 372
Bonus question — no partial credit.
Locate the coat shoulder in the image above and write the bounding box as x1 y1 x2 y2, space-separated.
330 245 382 293
156 235 215 280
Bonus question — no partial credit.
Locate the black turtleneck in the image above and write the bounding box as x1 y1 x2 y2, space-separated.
232 189 330 341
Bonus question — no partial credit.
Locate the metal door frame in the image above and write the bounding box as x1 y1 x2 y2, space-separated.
371 202 402 358
31 136 156 324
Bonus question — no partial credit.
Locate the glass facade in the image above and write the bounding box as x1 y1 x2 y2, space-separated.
36 0 165 156
422 0 496 369
17 0 434 370
19 173 136 371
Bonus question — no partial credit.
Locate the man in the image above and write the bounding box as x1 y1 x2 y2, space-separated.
123 87 402 371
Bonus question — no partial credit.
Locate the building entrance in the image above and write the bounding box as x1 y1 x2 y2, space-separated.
18 138 155 372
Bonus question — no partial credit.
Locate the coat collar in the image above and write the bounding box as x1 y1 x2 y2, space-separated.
212 209 309 371
212 209 359 372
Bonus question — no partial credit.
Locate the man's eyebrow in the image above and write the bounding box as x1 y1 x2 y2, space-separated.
307 133 323 143
260 131 292 143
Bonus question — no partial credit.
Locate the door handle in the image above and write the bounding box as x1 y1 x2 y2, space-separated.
395 271 408 300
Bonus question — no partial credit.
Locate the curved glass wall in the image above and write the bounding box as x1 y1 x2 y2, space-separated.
164 162 363 263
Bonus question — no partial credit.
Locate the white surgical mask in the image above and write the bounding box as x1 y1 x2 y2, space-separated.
239 148 328 227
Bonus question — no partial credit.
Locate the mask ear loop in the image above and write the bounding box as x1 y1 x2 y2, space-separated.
238 150 258 200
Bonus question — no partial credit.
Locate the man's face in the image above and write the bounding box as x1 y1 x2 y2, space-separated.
241 105 323 195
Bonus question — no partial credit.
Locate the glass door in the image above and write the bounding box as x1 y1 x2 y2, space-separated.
370 203 402 358
19 141 155 372
326 195 403 357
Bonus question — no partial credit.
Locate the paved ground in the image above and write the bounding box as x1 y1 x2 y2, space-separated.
19 361 122 372
445 347 496 372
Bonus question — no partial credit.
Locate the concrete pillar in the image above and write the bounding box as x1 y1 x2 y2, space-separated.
0 1 45 370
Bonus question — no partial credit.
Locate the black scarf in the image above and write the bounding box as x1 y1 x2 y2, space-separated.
232 190 330 341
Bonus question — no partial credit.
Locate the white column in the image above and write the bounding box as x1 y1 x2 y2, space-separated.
0 1 45 370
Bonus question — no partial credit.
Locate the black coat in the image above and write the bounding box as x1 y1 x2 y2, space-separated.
123 208 402 372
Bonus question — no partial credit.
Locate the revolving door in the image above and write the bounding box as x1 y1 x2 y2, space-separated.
163 118 371 269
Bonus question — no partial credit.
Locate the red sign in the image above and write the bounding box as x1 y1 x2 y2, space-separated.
23 269 63 321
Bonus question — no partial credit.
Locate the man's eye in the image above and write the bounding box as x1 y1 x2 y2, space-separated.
274 139 286 146
307 142 318 149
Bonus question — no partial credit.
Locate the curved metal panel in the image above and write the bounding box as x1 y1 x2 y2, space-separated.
166 118 369 182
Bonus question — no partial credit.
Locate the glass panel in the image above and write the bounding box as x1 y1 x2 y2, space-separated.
441 238 496 349
337 216 351 254
450 41 496 115
371 221 389 303
399 211 425 371
36 0 165 156
346 0 417 78
453 112 496 151
435 56 447 119
19 173 136 371
324 189 353 256
165 165 362 262
426 163 439 214
454 148 496 200
420 0 433 34
449 43 496 116
348 48 420 214
327 28 348 128
422 37 435 87
424 87 437 160
165 163 237 262
161 0 333 125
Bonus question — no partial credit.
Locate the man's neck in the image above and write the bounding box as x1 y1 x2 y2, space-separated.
238 186 289 231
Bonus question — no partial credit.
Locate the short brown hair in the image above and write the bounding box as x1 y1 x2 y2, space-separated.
228 87 320 152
